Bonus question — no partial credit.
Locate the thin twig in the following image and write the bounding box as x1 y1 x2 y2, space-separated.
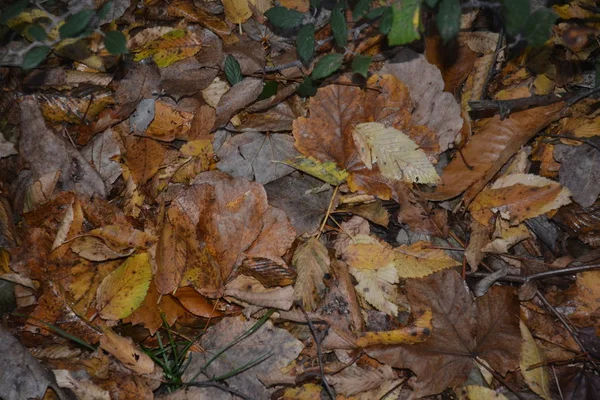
317 185 339 240
300 306 335 400
481 27 504 100
538 133 600 151
474 357 525 399
468 262 600 283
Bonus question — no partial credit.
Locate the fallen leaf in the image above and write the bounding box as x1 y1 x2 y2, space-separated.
224 275 294 309
520 320 552 400
366 270 521 398
131 28 203 68
356 310 432 347
350 264 400 316
188 316 303 399
214 77 264 128
99 327 156 375
394 241 461 278
292 237 331 311
353 122 440 184
0 325 64 400
381 48 464 152
222 0 252 25
96 253 152 320
469 173 572 226
328 365 397 396
555 139 600 208
424 102 566 203
216 131 299 184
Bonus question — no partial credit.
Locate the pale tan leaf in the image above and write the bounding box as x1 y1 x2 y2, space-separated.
519 320 552 400
99 328 156 375
354 122 440 184
458 385 509 400
328 365 397 396
292 237 331 311
70 236 134 261
350 264 399 316
225 275 294 310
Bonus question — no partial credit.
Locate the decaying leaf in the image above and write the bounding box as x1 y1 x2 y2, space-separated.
366 270 521 397
292 237 331 311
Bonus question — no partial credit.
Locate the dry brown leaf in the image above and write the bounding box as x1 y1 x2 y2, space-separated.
122 135 166 186
425 102 566 203
470 173 572 226
366 270 520 398
214 78 264 128
292 237 331 311
224 275 294 309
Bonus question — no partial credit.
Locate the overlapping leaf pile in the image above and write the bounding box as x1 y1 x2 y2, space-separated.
1 1 600 399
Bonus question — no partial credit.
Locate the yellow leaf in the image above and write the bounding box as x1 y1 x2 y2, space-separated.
519 320 552 400
292 237 330 311
353 122 440 184
284 156 348 186
133 29 202 68
350 264 399 316
222 0 252 24
458 385 508 400
282 383 322 399
343 234 395 271
394 241 460 278
96 253 152 320
356 310 432 347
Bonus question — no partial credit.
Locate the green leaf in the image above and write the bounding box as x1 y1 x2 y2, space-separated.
264 6 304 30
59 9 94 39
352 54 372 78
379 7 393 35
331 5 347 48
388 1 421 46
436 0 460 43
524 8 558 47
424 0 439 7
353 0 371 20
224 54 243 85
502 0 531 36
258 81 278 100
27 24 47 41
310 0 321 8
98 1 113 21
311 53 344 80
366 6 386 20
104 31 128 55
22 46 50 69
297 76 318 97
0 0 29 24
296 23 315 66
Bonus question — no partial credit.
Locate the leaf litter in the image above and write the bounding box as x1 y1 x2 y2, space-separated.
1 1 600 400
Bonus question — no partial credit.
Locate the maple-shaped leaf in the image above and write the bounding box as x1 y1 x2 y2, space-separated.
292 237 331 311
366 270 521 398
96 253 152 320
424 102 566 203
469 173 572 226
216 132 299 184
353 122 440 184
